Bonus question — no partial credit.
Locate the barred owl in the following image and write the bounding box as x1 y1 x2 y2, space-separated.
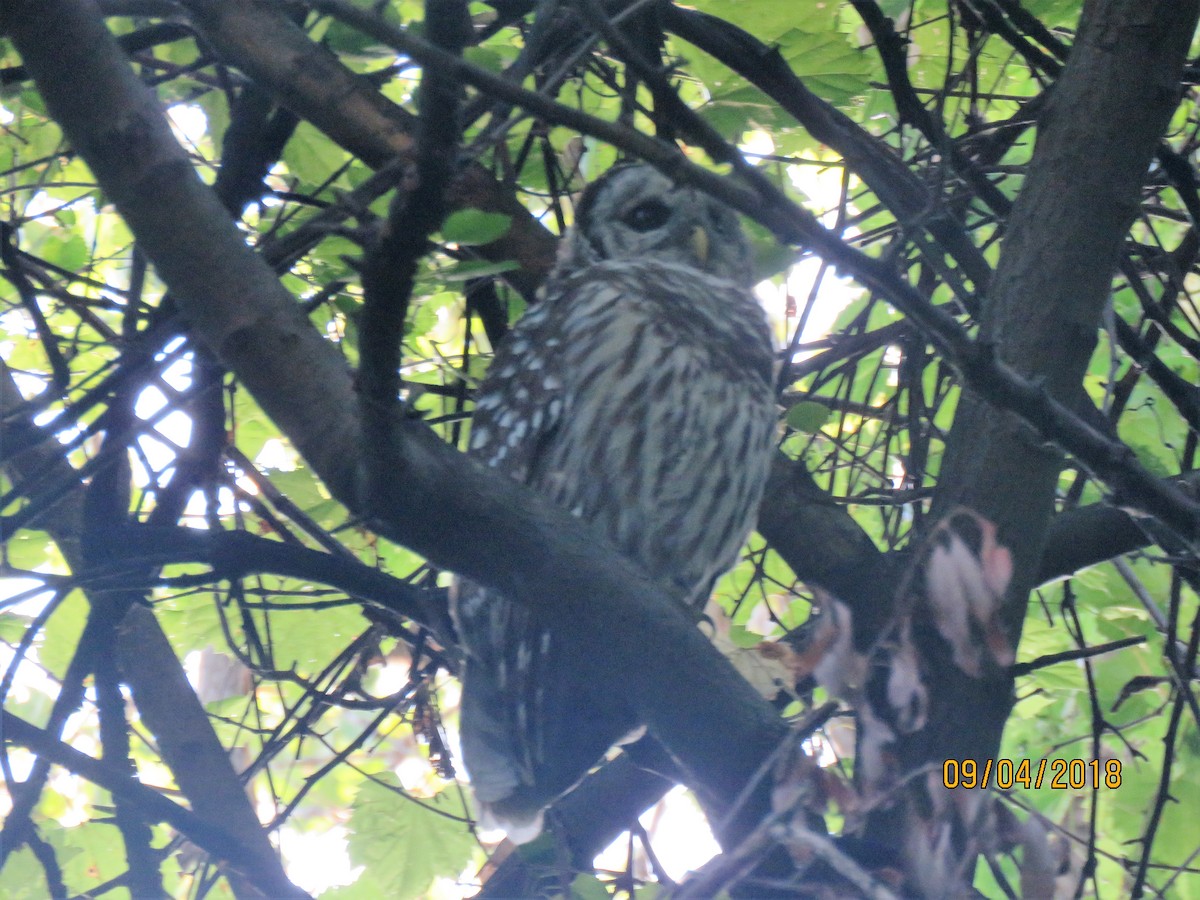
453 163 777 841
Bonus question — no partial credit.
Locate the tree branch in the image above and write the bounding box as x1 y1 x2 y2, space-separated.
662 4 994 292
756 453 888 614
0 363 306 900
3 711 310 899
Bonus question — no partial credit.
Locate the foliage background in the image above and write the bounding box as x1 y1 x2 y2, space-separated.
1 0 1198 897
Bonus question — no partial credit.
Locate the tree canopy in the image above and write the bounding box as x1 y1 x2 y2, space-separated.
1 0 1199 897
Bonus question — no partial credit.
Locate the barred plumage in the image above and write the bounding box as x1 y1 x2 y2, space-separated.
453 164 777 840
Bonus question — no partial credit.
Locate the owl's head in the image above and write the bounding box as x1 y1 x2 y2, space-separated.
555 163 756 287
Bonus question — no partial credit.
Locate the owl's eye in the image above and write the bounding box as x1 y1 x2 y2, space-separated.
622 199 671 232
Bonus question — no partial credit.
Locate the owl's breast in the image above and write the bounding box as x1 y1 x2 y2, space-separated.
529 260 777 603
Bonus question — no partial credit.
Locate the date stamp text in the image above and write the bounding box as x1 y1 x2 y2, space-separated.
942 758 1122 790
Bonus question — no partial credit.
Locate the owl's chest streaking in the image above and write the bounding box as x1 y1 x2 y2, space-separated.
469 257 777 605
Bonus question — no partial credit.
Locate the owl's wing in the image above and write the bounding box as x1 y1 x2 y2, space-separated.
457 277 642 836
468 299 566 482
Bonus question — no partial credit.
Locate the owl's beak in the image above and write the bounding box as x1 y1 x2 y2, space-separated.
691 226 710 265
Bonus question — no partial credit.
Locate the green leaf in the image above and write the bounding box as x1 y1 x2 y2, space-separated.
43 233 88 272
37 591 87 679
694 0 837 41
284 121 351 189
727 622 762 649
1125 440 1173 478
0 846 53 899
346 774 475 899
440 210 512 246
409 291 458 339
0 612 32 643
571 873 612 899
786 400 831 433
265 594 365 673
506 295 527 325
2 529 52 570
465 45 514 74
47 813 126 896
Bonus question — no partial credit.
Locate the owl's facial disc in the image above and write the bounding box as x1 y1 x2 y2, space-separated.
572 164 755 286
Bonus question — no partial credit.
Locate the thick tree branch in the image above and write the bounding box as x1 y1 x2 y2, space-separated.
1035 472 1200 587
757 454 888 609
936 0 1199 627
83 394 164 897
359 0 470 506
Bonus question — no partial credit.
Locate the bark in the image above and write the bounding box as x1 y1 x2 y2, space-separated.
939 0 1197 662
